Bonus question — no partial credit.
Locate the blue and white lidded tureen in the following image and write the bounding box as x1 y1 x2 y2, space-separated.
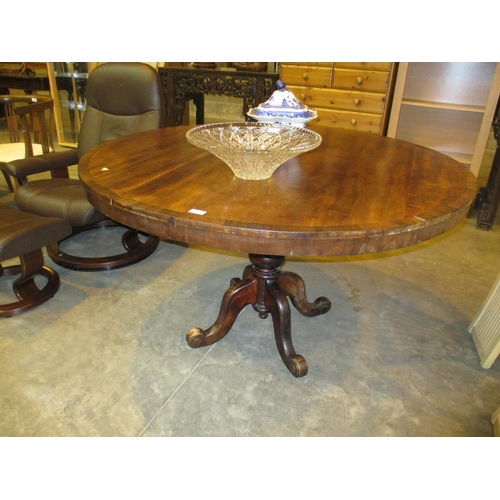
247 80 318 128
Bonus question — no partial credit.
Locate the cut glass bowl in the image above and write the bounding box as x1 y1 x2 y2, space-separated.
185 122 322 180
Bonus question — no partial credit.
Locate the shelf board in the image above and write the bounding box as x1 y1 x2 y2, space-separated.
401 99 486 113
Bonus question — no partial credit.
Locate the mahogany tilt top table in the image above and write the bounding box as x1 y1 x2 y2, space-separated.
79 125 477 377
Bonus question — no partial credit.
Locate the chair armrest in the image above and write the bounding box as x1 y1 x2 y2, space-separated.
1 149 78 179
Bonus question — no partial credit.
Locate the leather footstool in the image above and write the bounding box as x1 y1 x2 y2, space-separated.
0 206 72 317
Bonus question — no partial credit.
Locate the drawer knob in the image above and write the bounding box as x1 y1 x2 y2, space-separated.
353 99 361 106
350 119 357 126
300 94 306 100
302 73 308 80
356 77 363 84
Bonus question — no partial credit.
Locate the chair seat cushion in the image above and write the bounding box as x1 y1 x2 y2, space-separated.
0 206 72 261
14 179 108 227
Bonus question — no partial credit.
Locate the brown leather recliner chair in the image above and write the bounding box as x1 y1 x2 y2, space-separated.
7 63 165 271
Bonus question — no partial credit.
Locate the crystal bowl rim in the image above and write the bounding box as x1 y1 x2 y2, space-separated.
185 122 322 153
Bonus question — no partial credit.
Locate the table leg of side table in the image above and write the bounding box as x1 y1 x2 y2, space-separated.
186 254 331 377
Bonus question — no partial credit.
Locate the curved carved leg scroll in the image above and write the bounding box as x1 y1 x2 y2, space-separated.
278 271 331 317
186 253 331 377
187 276 258 348
267 281 308 377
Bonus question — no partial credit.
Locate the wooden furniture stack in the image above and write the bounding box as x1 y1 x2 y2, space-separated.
280 62 397 135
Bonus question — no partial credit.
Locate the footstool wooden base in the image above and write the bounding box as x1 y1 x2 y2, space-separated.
0 206 72 317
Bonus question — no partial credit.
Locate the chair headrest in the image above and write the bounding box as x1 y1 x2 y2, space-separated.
85 63 163 116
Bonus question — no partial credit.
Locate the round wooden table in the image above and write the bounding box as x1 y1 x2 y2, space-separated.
79 125 478 377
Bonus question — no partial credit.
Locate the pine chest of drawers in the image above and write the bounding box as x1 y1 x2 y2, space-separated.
280 62 396 135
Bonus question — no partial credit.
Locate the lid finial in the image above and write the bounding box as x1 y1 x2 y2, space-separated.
276 80 286 90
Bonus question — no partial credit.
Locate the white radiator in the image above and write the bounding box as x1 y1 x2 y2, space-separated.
492 406 500 437
469 272 500 369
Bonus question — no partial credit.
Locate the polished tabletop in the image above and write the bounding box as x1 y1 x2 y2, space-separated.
79 125 477 258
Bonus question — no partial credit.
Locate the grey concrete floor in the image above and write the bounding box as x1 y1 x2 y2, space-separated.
1 121 500 438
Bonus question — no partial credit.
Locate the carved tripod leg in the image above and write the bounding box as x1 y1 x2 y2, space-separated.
278 271 331 317
266 281 308 378
186 253 331 377
187 276 258 348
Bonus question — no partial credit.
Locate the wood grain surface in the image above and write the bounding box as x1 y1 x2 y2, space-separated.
78 125 478 257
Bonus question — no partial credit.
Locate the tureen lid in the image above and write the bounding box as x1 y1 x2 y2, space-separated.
249 80 315 118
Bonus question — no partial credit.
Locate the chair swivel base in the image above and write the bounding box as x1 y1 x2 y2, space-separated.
47 220 160 272
0 249 61 318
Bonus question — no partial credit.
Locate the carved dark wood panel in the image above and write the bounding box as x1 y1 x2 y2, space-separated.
159 67 279 127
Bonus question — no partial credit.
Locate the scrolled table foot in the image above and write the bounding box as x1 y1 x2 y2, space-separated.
314 296 332 315
186 327 206 348
289 354 308 378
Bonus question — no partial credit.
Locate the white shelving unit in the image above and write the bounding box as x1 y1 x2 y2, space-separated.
387 62 500 176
